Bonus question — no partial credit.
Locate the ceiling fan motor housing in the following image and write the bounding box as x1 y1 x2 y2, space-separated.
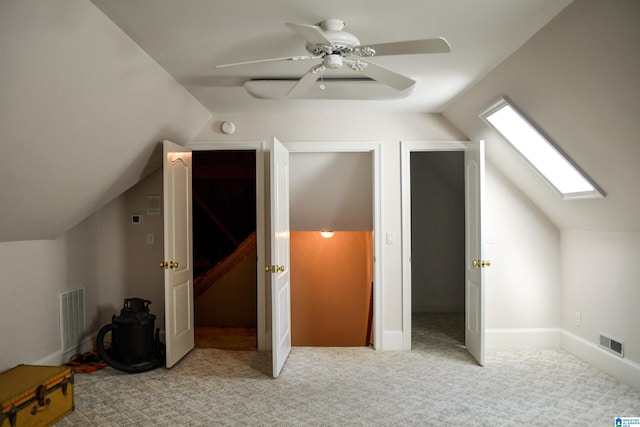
306 19 360 56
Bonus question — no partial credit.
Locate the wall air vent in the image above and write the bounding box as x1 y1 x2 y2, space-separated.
59 288 86 351
599 333 624 358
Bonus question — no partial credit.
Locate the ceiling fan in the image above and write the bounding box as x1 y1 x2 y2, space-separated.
215 19 451 97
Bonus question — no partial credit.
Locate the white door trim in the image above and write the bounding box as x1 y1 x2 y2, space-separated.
186 140 267 350
284 141 383 350
400 140 469 350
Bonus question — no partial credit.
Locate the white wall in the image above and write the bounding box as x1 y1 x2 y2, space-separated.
196 116 563 348
0 218 100 371
194 112 474 348
561 231 640 363
95 169 165 328
0 169 165 372
442 0 639 370
484 163 562 329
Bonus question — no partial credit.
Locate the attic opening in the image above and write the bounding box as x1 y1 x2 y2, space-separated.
192 150 257 350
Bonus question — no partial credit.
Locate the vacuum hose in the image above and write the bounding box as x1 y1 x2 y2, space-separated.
96 323 165 374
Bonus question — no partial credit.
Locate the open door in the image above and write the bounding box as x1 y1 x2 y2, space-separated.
465 140 486 365
269 138 291 378
163 140 195 368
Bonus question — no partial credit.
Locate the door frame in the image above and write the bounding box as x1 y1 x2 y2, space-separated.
284 141 382 350
400 140 477 351
187 140 267 350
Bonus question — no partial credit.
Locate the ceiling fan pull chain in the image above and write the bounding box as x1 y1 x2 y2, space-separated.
319 70 326 90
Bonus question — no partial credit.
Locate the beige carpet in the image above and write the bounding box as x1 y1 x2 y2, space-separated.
55 314 640 426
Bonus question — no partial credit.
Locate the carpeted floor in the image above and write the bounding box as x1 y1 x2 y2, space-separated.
55 313 640 426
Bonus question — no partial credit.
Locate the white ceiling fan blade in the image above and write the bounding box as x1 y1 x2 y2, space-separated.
357 60 416 91
286 23 334 47
287 65 325 98
214 55 319 69
358 37 451 57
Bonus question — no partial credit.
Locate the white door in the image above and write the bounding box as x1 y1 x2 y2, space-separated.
163 140 195 368
269 138 291 378
464 140 486 365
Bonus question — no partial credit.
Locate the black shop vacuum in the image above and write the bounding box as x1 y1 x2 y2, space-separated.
96 298 165 373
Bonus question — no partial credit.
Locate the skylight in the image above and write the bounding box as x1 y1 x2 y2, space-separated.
480 98 604 199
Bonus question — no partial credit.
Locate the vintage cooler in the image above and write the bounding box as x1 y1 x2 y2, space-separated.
0 365 74 427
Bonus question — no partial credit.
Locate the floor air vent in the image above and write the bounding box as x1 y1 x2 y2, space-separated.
599 333 624 358
59 288 86 351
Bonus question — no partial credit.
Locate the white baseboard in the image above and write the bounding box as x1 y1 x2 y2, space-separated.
33 334 96 366
382 330 404 351
33 349 65 366
561 330 640 391
486 328 561 349
485 328 640 391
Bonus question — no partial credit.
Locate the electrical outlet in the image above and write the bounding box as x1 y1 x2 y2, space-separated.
575 311 581 327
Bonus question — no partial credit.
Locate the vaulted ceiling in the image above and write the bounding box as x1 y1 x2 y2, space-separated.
1 0 639 241
89 0 570 114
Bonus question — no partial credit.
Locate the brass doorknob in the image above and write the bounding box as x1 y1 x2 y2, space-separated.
170 261 179 269
160 261 168 269
472 260 491 268
266 265 284 273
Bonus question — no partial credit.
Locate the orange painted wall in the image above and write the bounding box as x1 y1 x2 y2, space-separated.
290 231 373 346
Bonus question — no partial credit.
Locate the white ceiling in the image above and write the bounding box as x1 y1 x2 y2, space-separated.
90 0 572 114
2 0 637 242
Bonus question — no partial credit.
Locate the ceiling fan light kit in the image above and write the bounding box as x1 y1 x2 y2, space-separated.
215 18 451 99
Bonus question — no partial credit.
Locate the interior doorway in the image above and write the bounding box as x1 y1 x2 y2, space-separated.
285 144 382 348
409 151 465 349
192 150 257 350
288 151 374 347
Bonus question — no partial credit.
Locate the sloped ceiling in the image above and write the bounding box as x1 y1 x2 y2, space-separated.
444 0 640 231
89 0 571 114
290 152 372 231
0 1 211 241
2 0 637 242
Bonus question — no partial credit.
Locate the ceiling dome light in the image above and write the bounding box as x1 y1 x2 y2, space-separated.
320 231 335 239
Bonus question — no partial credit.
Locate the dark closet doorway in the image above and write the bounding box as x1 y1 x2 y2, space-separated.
192 150 257 350
410 151 465 348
